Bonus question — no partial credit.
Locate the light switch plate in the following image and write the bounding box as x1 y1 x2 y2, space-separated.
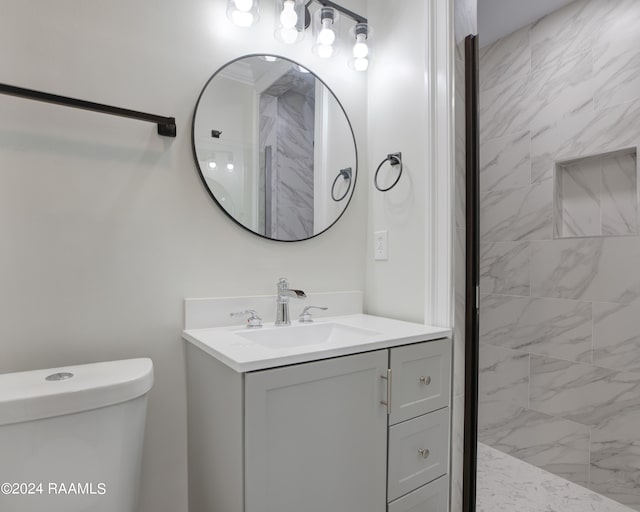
374 230 388 260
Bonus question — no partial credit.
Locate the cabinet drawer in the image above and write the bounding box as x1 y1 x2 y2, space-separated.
388 475 449 512
387 407 449 502
389 338 450 425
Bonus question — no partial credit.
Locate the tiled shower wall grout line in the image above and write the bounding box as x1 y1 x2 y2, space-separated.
478 341 636 370
481 292 596 303
527 352 531 410
591 302 595 365
588 427 592 490
599 159 604 239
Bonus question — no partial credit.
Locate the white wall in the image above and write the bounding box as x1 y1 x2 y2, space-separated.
365 0 453 327
0 1 367 511
366 0 430 323
315 86 356 230
195 77 256 226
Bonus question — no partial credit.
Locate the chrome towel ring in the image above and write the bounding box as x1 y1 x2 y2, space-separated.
331 167 353 202
374 152 403 192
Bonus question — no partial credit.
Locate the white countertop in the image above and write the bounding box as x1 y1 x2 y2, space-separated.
183 314 451 372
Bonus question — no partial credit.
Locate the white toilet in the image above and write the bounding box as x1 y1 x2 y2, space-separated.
0 358 153 512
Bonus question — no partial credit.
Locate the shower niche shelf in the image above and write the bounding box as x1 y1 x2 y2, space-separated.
553 147 638 239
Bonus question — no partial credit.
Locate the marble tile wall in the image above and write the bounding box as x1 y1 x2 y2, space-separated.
274 88 315 240
258 94 277 236
258 76 316 241
478 0 640 509
554 151 637 238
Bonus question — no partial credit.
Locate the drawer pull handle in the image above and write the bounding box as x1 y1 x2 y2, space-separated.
380 370 392 414
419 376 432 385
418 448 430 459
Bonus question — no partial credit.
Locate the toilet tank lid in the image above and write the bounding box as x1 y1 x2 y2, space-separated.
0 358 153 426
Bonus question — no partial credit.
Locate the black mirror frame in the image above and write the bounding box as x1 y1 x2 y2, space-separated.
191 53 359 243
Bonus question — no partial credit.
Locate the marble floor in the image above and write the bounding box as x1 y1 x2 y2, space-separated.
477 443 636 512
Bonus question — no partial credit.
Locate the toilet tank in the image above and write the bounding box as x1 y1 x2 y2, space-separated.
0 358 153 512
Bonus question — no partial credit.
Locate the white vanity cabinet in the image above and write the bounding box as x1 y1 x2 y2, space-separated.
185 336 451 512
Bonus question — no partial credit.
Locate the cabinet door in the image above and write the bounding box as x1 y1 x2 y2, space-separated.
389 339 451 425
245 350 389 512
388 476 449 512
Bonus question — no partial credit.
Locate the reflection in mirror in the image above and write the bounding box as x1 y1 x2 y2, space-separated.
192 55 357 242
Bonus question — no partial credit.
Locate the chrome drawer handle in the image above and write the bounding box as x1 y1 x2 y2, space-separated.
418 448 430 459
380 369 392 414
419 376 432 385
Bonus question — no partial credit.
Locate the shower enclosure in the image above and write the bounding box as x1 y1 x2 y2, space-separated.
465 0 640 510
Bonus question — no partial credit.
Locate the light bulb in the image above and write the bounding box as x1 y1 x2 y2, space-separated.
318 19 335 46
280 0 298 29
227 163 235 171
278 26 298 44
233 0 253 12
208 161 217 169
317 44 333 59
231 9 254 27
354 57 369 71
353 34 368 59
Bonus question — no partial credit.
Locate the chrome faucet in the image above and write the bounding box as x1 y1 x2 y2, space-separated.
275 278 306 326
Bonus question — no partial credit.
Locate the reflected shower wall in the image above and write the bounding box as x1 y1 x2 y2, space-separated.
478 0 640 509
259 71 316 241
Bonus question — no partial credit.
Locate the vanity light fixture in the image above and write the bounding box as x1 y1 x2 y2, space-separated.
308 1 369 70
226 154 235 171
280 0 298 27
225 153 236 172
314 7 336 58
208 151 235 172
227 0 260 27
275 0 305 44
352 22 369 71
226 0 369 71
317 8 336 44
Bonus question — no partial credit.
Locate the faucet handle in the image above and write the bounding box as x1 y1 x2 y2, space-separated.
230 310 263 329
299 306 328 324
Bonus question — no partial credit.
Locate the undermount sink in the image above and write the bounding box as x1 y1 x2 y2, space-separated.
235 322 381 349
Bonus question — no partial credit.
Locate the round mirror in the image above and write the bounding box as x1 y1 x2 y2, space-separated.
192 55 358 242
